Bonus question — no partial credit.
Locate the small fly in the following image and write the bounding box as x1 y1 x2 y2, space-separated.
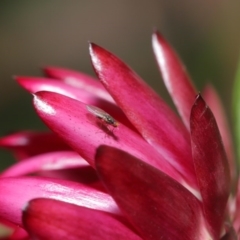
86 105 119 128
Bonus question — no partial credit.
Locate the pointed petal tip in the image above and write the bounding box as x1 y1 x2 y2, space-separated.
152 27 159 34
42 66 65 79
89 42 100 57
15 76 31 90
33 91 56 116
192 93 205 111
152 29 160 38
152 30 165 45
194 93 202 102
42 66 53 75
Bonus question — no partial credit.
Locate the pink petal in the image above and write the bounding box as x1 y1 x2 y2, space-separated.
43 66 114 103
89 43 198 190
0 131 70 161
0 151 88 177
203 84 236 182
152 31 196 129
190 94 230 238
0 177 120 226
33 91 189 188
23 198 141 240
0 151 102 190
16 76 135 130
95 146 210 240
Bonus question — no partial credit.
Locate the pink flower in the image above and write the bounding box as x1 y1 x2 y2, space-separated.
0 31 237 239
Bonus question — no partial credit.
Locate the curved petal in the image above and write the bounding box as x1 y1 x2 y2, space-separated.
16 76 135 130
95 146 209 240
0 177 119 226
33 91 189 189
43 66 114 102
152 31 196 129
89 43 198 189
0 151 88 177
203 84 236 182
23 198 141 240
0 131 70 161
190 95 230 238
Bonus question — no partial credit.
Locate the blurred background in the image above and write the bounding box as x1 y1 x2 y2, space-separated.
0 0 240 169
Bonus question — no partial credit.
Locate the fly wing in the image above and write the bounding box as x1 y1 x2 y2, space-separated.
86 105 108 119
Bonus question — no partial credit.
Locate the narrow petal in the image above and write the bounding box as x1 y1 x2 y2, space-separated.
95 146 210 240
43 66 114 102
16 76 135 130
152 31 196 129
190 95 230 238
0 151 88 177
203 85 236 182
0 131 70 161
23 199 141 240
33 91 189 188
0 177 119 226
89 43 198 189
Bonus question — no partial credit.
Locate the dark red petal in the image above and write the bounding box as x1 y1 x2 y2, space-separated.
0 131 70 161
23 198 142 240
90 43 198 189
152 31 196 129
95 146 210 240
203 84 236 182
190 94 230 238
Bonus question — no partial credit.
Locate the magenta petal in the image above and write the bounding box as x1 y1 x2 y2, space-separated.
152 31 196 129
0 151 88 177
33 91 187 187
0 131 70 160
89 43 198 189
95 146 209 240
23 198 141 240
0 177 120 226
190 95 230 238
43 66 114 103
16 76 135 130
203 84 236 182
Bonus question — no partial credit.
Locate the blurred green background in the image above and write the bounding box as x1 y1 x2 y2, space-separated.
0 0 240 170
